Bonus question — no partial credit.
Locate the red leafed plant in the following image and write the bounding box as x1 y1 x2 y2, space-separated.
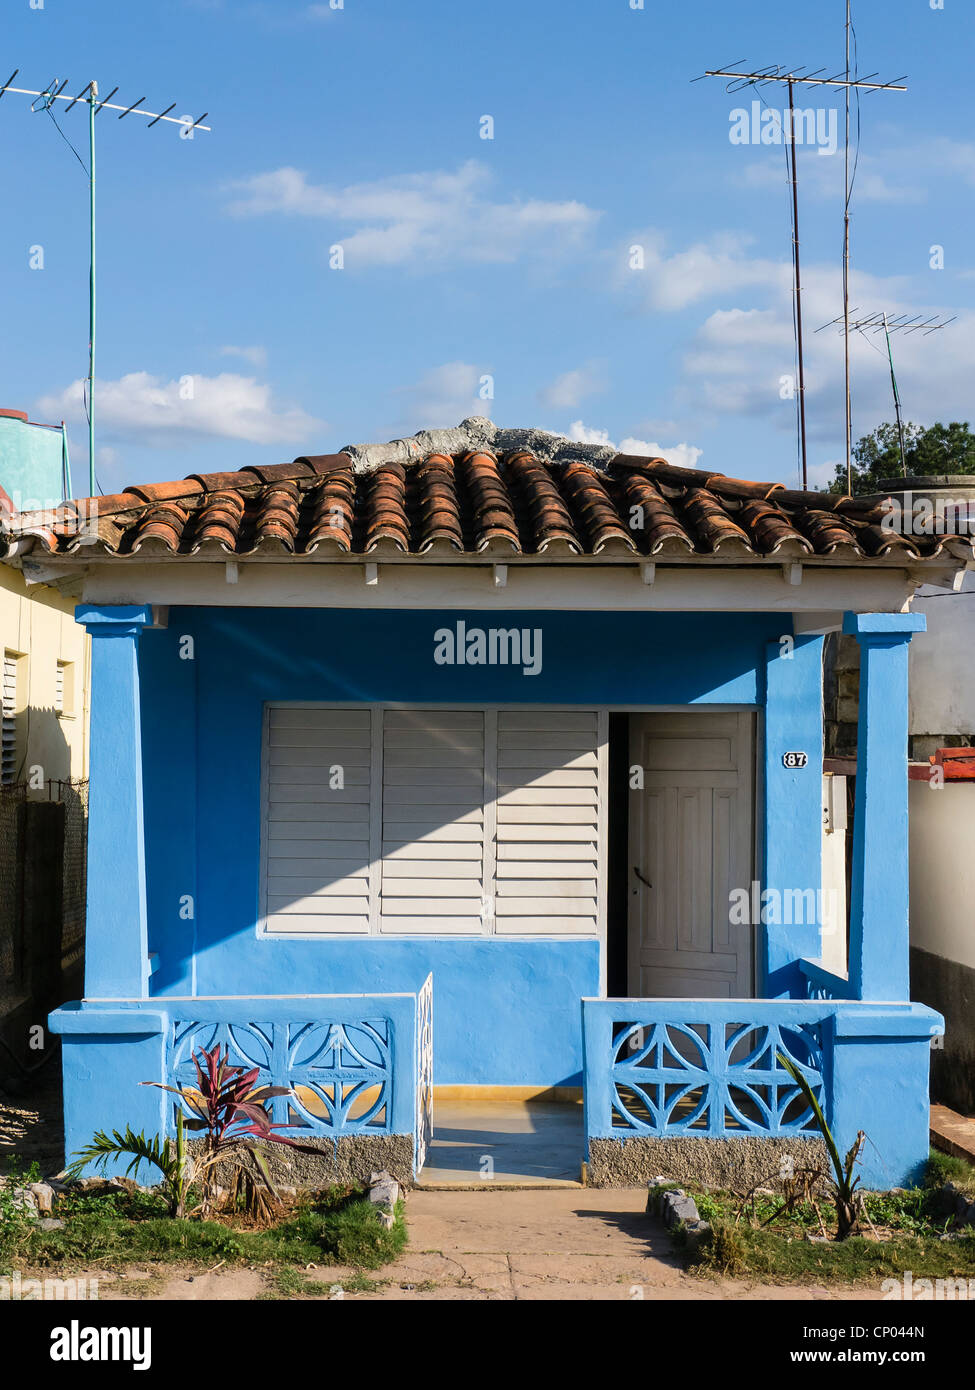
144 1043 317 1219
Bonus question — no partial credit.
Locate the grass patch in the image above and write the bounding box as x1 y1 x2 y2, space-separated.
926 1149 975 1199
675 1151 975 1284
0 1185 406 1277
687 1221 975 1284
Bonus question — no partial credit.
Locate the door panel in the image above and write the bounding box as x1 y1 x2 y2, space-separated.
627 713 755 998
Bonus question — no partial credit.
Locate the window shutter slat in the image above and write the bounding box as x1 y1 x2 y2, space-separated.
379 710 486 935
2 653 18 785
493 710 603 936
263 708 372 934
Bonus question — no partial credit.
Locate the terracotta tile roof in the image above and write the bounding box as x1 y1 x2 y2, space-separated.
2 439 972 565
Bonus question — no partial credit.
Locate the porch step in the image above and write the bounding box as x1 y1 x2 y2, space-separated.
419 1097 584 1189
930 1104 975 1167
415 1177 584 1191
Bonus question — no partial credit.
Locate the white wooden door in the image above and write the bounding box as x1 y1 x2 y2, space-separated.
627 712 755 998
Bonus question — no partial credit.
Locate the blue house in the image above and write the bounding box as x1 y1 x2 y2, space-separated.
4 419 960 1188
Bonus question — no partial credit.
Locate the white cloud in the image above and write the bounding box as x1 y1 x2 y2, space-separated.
538 363 605 410
568 421 703 471
739 154 918 205
38 372 322 447
225 161 601 268
670 250 973 442
219 344 268 368
392 362 489 430
807 458 841 490
736 134 975 207
621 231 789 312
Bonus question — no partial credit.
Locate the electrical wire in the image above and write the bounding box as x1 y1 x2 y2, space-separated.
43 103 89 178
846 17 862 211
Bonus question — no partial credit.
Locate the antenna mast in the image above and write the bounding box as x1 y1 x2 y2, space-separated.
843 0 852 494
817 309 955 477
0 71 211 495
697 55 906 490
89 83 97 496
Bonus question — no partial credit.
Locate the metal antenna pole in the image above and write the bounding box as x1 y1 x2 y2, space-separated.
816 308 954 483
787 77 808 490
0 71 211 497
697 59 906 491
882 312 907 476
88 82 97 496
843 0 852 494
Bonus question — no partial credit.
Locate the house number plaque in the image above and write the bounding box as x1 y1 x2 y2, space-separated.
782 751 809 769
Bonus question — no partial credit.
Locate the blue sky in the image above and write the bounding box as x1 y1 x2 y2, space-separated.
1 0 972 496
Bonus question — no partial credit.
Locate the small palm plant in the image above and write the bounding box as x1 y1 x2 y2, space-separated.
68 1043 316 1221
66 1110 192 1218
777 1051 865 1240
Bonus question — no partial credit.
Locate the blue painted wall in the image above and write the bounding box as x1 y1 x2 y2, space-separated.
136 607 823 1085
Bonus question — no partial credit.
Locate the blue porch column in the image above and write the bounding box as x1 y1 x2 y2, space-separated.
76 604 154 998
842 612 926 1000
763 634 824 996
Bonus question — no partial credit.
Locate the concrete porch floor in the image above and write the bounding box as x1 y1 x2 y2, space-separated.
417 1095 585 1188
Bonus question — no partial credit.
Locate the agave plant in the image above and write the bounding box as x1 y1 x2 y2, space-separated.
777 1050 865 1240
69 1043 316 1221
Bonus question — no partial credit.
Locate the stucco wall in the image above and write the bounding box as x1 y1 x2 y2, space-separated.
909 780 975 971
910 580 975 742
0 567 88 786
135 607 825 1086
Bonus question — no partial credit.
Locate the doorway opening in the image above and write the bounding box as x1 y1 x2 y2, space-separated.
607 711 758 1001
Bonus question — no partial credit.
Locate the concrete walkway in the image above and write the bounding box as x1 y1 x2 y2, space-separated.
350 1189 889 1301
97 1188 892 1301
931 1104 975 1165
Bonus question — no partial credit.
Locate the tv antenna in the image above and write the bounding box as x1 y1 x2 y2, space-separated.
697 28 907 490
817 309 955 477
0 71 211 495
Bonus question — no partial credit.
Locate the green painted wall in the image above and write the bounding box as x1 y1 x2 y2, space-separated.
0 411 70 510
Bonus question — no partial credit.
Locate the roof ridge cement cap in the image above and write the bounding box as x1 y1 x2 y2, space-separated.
340 418 619 474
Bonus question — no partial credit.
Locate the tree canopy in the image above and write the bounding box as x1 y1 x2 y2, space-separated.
827 421 975 495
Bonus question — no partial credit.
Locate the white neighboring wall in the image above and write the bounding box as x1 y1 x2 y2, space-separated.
909 780 975 971
910 574 975 740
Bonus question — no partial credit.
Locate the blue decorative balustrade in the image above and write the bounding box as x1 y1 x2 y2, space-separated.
169 1018 394 1136
596 1009 827 1139
581 997 945 1187
52 985 434 1176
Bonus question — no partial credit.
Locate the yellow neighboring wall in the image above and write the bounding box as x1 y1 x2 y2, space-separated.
0 566 88 790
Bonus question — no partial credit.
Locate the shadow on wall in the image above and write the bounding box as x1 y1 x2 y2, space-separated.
0 705 86 1071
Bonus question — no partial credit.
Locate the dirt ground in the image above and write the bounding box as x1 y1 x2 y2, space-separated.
51 1189 890 1302
0 1063 64 1175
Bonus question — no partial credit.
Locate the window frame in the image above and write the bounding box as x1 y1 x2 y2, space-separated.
257 701 609 945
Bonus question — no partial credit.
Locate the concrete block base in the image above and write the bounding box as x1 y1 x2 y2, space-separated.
587 1134 830 1189
194 1134 415 1191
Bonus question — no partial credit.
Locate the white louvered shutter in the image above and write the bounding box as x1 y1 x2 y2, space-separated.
264 707 373 933
379 709 487 934
494 710 603 935
55 661 65 714
2 653 18 786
